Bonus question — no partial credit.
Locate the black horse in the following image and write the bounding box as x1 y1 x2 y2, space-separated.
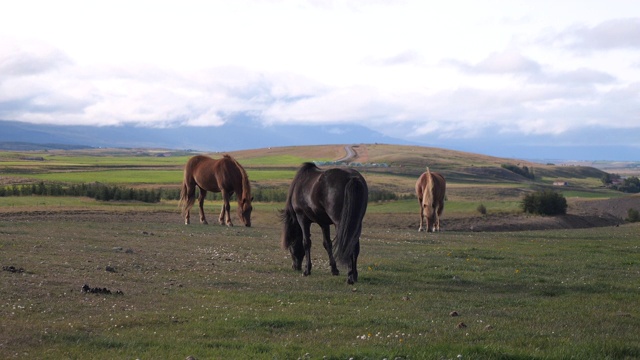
280 162 368 284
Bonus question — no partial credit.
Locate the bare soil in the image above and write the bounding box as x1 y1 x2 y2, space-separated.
369 195 639 233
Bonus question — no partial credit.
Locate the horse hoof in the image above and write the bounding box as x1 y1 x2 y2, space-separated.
347 278 355 285
331 269 340 276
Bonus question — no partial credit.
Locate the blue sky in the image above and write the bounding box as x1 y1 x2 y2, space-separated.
1 1 639 160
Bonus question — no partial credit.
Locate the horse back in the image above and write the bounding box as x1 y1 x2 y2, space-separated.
288 164 365 226
430 172 446 203
416 170 446 205
183 155 217 191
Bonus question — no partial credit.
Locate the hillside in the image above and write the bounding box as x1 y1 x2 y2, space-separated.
1 143 635 230
232 143 608 186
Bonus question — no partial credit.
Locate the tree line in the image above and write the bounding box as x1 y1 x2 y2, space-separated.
0 182 405 203
601 174 640 193
0 182 163 203
501 164 535 180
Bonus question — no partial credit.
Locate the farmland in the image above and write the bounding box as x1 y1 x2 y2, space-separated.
1 144 639 359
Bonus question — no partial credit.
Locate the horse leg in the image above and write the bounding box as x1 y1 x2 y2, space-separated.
298 217 313 277
184 182 196 225
347 240 360 284
435 204 443 232
418 200 425 232
431 204 441 232
321 225 339 276
426 212 434 233
198 188 208 224
219 191 233 226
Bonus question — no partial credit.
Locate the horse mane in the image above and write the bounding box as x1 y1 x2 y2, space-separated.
224 154 251 201
424 167 434 210
299 162 318 172
288 162 319 189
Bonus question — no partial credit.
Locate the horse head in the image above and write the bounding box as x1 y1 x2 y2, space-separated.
237 196 253 227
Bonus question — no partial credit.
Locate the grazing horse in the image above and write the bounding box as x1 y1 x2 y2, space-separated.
179 154 253 227
415 167 446 232
280 162 368 284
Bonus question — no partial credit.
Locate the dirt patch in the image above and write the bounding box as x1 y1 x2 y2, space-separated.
570 194 640 220
365 211 621 233
366 195 638 232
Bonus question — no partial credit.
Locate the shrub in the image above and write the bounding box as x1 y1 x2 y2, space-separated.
521 190 567 215
501 164 535 180
627 208 640 223
477 203 487 215
618 176 640 193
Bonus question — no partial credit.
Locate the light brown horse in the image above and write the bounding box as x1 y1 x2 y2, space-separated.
415 167 446 232
179 154 252 227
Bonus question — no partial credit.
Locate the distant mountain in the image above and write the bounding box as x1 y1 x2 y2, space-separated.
0 142 93 151
0 120 411 151
2 119 637 161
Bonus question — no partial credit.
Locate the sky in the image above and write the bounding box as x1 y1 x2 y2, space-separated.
1 0 639 160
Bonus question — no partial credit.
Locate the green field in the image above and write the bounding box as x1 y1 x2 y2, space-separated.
1 145 638 359
1 210 638 359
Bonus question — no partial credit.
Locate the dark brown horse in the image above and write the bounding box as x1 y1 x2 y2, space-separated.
415 167 446 232
179 154 252 227
280 163 368 284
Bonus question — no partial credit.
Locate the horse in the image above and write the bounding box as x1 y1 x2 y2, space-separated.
179 154 253 227
280 162 368 284
415 167 446 232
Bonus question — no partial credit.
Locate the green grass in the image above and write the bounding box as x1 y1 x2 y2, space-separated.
1 145 637 358
367 198 522 215
1 207 638 359
239 155 327 166
0 169 297 186
248 170 297 182
2 169 183 184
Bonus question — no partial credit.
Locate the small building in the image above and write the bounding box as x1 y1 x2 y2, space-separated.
553 181 569 186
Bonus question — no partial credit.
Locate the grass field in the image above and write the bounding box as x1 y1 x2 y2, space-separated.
1 208 638 359
1 145 638 359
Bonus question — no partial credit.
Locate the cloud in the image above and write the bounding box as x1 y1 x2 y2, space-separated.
550 17 640 52
1 2 639 160
447 49 541 75
0 42 72 77
365 50 424 67
534 68 616 85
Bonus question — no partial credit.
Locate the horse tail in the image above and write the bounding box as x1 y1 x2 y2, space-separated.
279 206 300 250
424 167 434 215
178 162 196 216
334 176 368 266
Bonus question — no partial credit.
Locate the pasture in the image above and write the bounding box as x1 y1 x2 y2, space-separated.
1 144 639 359
1 205 638 359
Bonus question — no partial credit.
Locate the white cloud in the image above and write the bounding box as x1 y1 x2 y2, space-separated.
1 0 640 157
552 18 640 52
